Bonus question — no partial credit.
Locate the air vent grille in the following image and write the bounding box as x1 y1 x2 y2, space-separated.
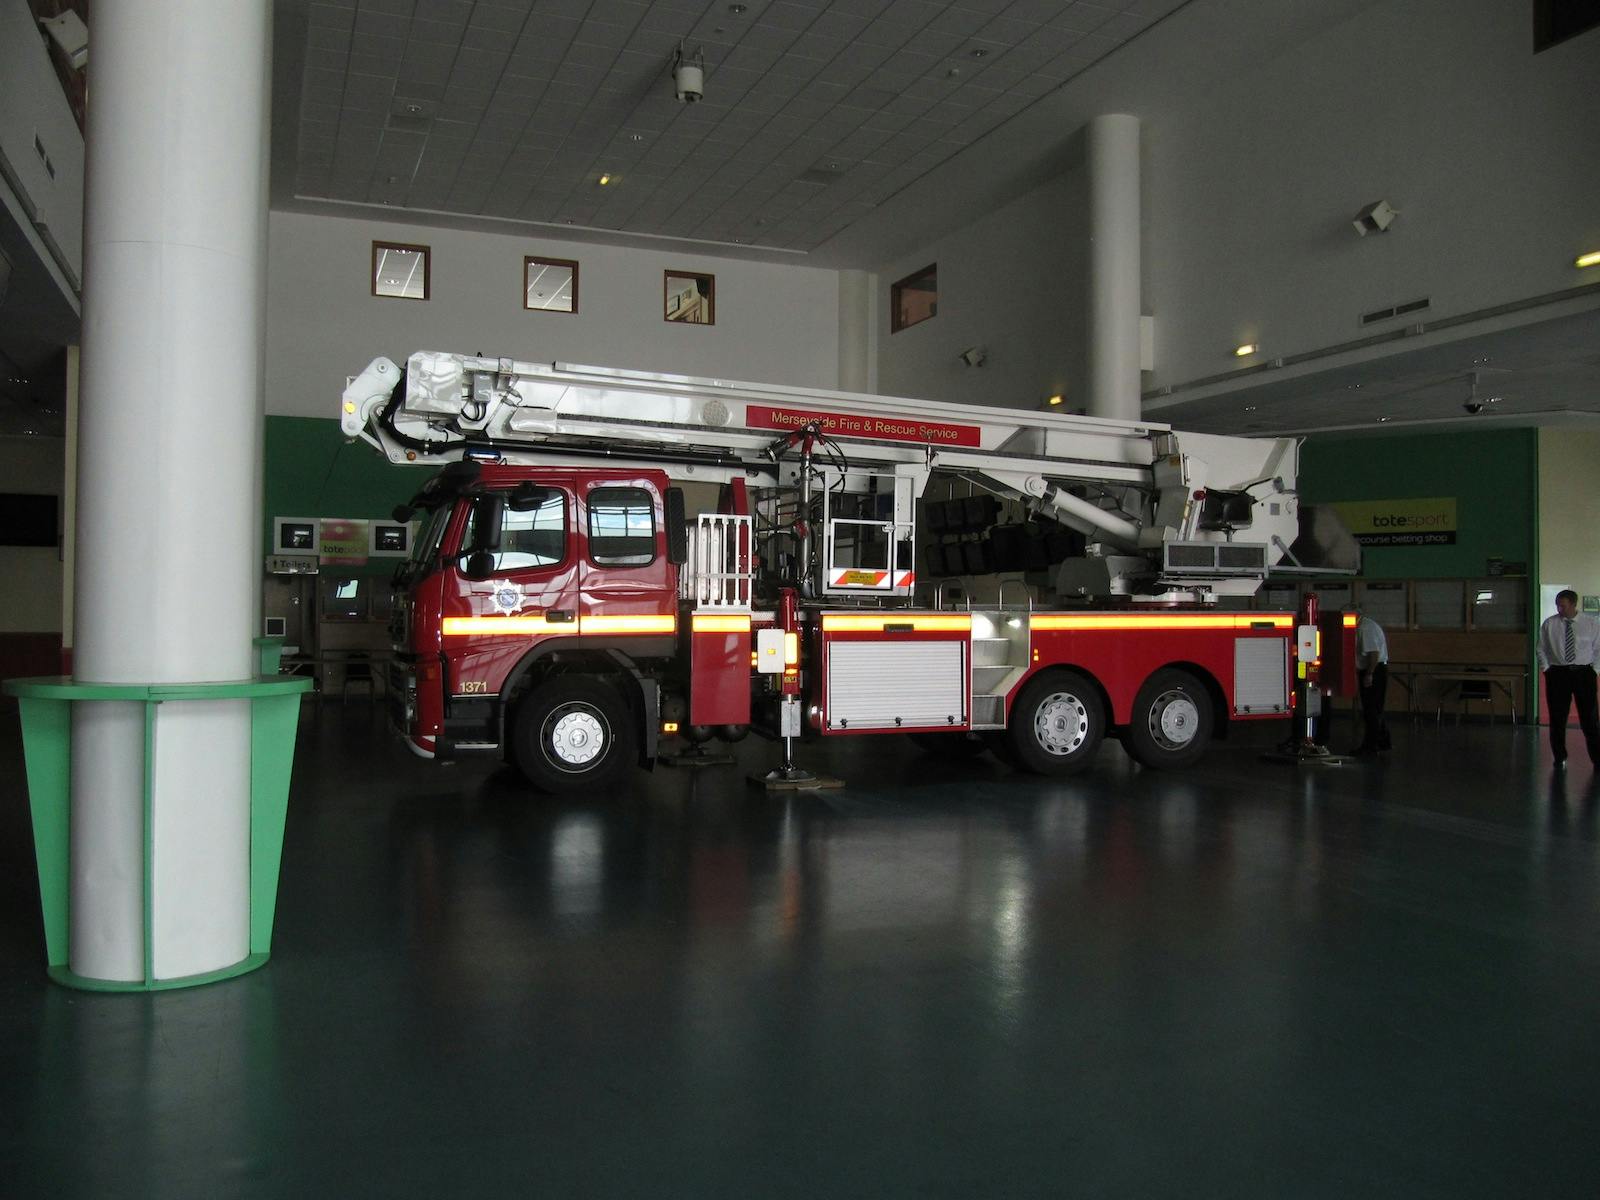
1361 297 1430 326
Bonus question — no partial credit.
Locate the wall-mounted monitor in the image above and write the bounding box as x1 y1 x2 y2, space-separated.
263 616 287 638
369 520 412 557
320 575 369 621
273 516 321 554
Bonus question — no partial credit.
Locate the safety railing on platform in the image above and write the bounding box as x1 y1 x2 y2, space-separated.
680 514 754 611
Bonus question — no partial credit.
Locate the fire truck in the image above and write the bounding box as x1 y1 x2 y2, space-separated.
339 351 1355 792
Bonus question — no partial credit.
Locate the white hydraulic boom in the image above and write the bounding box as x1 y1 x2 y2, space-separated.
342 350 1315 600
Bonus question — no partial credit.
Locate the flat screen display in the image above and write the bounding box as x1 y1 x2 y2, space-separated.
278 522 316 551
375 524 408 552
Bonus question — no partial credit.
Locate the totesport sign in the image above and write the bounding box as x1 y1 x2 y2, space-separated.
1332 497 1457 546
745 404 983 448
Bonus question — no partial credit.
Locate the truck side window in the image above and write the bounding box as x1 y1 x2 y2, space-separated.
588 487 655 566
466 489 566 571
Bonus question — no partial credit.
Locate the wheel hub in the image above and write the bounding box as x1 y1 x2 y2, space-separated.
1034 692 1089 756
546 707 608 769
1150 690 1199 749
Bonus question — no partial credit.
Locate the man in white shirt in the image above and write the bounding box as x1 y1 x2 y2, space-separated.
1537 589 1600 770
1353 606 1391 755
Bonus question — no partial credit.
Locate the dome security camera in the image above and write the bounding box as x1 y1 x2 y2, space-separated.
673 47 704 103
1463 401 1483 415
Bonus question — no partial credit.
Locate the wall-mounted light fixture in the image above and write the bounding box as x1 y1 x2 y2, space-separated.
1577 250 1600 269
1352 199 1398 236
959 346 987 368
1045 393 1065 406
1234 343 1258 358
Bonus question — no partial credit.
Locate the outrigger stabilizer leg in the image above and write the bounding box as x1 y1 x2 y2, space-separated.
1261 592 1351 767
749 698 842 791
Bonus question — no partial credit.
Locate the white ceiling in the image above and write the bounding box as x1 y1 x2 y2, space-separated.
280 0 1184 254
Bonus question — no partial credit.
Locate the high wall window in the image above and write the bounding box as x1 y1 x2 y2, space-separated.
525 256 578 313
664 271 715 324
372 241 429 301
891 263 937 332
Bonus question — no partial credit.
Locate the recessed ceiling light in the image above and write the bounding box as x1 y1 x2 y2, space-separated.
1243 405 1257 412
970 48 988 58
598 173 613 185
728 2 747 12
1234 343 1258 357
1577 250 1600 268
1377 415 1391 422
628 133 644 142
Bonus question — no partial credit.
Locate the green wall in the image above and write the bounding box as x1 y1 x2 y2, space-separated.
263 416 429 576
1298 428 1537 579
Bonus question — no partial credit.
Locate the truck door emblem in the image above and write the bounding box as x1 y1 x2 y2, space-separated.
492 583 522 614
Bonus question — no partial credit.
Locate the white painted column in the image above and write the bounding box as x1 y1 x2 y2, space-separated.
69 0 271 982
1085 114 1142 423
837 269 876 393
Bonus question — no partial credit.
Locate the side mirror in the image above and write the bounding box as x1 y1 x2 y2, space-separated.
391 503 414 523
665 487 688 566
459 493 503 580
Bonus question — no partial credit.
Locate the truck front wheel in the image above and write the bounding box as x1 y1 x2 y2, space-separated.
1124 668 1214 770
1008 670 1105 776
511 677 636 793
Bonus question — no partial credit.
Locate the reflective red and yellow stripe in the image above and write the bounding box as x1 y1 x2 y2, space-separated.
442 613 676 637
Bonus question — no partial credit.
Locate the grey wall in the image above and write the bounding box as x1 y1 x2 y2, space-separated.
266 210 843 418
1145 0 1600 389
0 0 83 292
875 170 1086 410
870 0 1600 408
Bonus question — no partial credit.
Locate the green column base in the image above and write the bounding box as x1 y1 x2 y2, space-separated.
47 953 272 993
3 672 312 992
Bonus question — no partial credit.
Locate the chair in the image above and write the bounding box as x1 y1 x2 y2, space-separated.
340 653 377 704
1438 669 1499 725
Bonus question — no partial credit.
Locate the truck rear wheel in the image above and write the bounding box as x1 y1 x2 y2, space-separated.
1124 668 1213 770
1008 670 1104 776
511 677 635 794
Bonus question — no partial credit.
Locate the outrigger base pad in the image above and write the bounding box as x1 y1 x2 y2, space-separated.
1260 740 1352 767
748 768 845 792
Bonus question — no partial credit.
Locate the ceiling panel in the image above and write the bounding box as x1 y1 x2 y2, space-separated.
290 0 1183 251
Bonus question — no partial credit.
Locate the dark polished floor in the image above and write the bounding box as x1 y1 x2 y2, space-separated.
3 700 1600 1198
